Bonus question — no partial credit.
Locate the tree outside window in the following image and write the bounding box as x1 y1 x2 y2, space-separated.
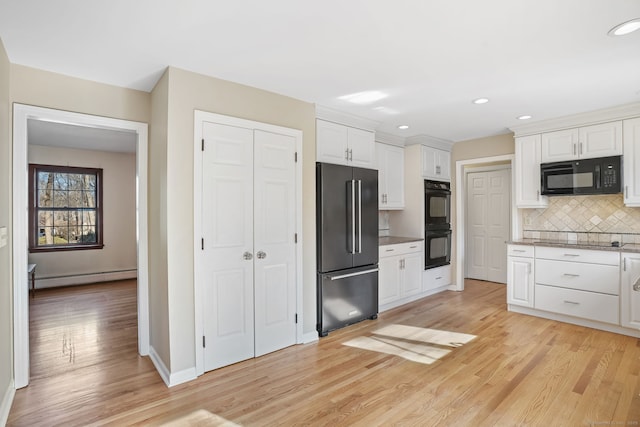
29 164 104 252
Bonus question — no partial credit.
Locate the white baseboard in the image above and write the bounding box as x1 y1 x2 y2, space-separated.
0 379 15 427
149 346 197 388
302 331 319 344
35 269 137 289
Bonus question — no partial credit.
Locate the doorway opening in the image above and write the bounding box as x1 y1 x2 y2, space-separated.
12 104 149 388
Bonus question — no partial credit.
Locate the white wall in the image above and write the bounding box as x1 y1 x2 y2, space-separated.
27 145 137 284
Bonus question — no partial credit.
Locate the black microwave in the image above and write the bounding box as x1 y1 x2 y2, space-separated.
540 155 622 196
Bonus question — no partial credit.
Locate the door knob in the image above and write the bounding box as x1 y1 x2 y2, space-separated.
257 251 267 259
243 251 253 260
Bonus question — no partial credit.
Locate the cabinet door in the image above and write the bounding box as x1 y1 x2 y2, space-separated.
515 135 548 208
621 254 640 329
377 143 405 209
541 128 578 163
422 146 437 179
348 127 376 169
437 150 451 181
578 121 622 159
379 255 402 306
317 119 348 165
402 252 423 297
623 118 640 207
507 256 534 308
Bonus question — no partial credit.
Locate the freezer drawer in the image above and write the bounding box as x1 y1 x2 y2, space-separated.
317 266 379 336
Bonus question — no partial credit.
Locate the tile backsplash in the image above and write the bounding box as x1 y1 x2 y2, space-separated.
522 194 640 243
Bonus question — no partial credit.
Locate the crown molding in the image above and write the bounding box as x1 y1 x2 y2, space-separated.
510 102 640 136
374 131 406 147
315 105 380 131
405 134 453 151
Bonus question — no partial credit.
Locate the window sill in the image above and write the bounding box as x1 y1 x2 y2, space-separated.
29 244 104 253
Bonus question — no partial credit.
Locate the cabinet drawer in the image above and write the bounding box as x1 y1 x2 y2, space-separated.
424 264 451 291
535 259 620 295
380 241 423 258
535 284 619 325
507 244 534 258
535 246 619 265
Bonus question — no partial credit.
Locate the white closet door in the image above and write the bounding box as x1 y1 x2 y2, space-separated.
253 130 297 357
202 122 255 371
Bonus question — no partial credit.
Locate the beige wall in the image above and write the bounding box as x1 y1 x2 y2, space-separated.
0 38 13 417
450 133 515 282
153 67 316 373
10 64 150 123
149 70 170 368
27 145 137 281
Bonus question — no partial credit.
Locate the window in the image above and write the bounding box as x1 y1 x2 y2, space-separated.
29 164 104 252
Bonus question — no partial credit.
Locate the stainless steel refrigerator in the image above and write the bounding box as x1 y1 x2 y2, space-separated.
316 162 379 337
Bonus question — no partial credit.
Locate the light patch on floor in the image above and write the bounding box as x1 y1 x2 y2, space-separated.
160 409 241 426
343 324 476 365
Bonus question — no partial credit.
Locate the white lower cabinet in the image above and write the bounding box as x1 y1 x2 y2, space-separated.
423 264 451 292
378 241 423 311
507 244 534 308
621 253 640 329
532 246 620 326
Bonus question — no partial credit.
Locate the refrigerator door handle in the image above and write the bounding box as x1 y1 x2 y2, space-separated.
358 179 362 253
351 179 356 254
329 268 379 281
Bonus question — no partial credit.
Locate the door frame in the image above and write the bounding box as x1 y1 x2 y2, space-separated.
193 110 304 377
454 154 519 291
464 164 512 280
12 104 150 388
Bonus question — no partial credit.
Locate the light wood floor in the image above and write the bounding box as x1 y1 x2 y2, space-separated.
8 279 640 426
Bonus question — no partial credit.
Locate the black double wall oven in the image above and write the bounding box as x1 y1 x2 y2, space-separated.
424 180 451 269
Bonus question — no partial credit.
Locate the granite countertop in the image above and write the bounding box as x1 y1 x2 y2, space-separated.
508 238 640 253
379 236 424 246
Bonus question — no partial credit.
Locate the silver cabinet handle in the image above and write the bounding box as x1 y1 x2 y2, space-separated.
345 148 349 161
579 142 583 155
349 149 353 161
257 251 266 259
512 249 526 253
563 273 580 277
563 254 580 257
243 251 253 260
435 276 442 280
409 245 417 249
385 248 394 252
573 144 576 156
563 300 580 305
436 165 441 175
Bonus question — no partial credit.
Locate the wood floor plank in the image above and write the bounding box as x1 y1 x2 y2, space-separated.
8 279 640 426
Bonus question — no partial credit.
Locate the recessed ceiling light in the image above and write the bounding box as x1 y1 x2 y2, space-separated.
397 125 409 130
339 91 388 105
472 98 489 104
608 18 640 36
517 115 532 120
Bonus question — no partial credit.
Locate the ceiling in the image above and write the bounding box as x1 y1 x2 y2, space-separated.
2 1 640 143
28 119 137 153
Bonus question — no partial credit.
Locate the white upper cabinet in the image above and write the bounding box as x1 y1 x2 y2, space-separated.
316 119 376 169
376 143 404 209
623 117 640 207
541 121 622 163
515 134 548 208
422 145 450 181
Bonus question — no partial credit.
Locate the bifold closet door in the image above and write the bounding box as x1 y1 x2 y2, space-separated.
201 123 297 372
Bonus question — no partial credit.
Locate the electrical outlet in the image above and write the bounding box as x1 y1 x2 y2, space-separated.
0 226 7 248
524 216 532 226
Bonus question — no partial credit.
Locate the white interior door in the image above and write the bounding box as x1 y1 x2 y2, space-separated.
253 130 297 357
202 122 255 371
466 168 511 283
466 172 487 280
